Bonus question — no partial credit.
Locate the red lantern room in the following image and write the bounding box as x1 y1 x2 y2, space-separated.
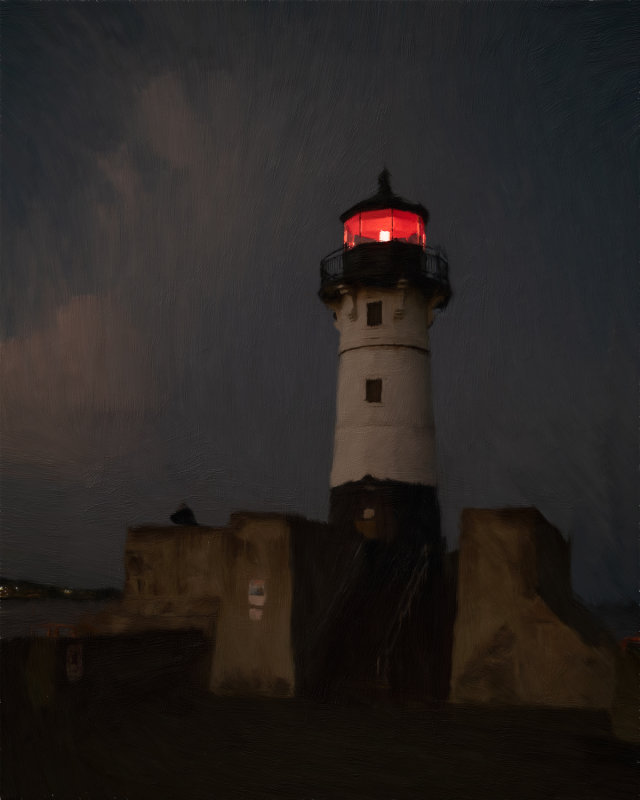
319 169 450 308
340 168 429 247
343 208 426 248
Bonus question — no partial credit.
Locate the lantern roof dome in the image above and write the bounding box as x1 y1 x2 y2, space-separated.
339 169 430 225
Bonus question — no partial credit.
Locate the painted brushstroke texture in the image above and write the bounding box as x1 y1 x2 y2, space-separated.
1 3 636 601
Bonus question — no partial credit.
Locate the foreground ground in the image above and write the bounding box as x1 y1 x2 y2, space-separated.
3 678 637 800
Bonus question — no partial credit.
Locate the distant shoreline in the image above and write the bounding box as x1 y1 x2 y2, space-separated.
1 595 120 603
0 577 121 602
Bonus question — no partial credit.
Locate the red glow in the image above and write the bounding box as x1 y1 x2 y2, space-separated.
343 209 425 249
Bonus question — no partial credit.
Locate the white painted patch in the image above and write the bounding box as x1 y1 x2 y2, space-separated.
248 579 266 620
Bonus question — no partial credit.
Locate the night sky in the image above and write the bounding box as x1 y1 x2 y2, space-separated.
2 3 636 602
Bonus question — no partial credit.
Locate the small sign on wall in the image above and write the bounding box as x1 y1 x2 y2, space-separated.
248 579 266 621
66 643 83 683
249 579 266 606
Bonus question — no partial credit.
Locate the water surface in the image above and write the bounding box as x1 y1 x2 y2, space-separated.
1 599 111 639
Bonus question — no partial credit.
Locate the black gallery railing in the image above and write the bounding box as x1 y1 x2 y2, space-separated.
320 244 450 288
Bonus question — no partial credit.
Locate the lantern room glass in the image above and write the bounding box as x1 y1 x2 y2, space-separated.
343 209 425 249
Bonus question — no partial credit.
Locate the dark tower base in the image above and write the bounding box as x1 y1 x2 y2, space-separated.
329 475 441 546
314 477 451 702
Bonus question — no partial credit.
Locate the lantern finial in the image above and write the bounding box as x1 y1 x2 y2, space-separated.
378 168 392 196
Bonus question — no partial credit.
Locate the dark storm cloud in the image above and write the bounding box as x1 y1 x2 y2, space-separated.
1 3 636 601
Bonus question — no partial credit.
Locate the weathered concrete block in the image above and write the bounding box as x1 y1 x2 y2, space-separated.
450 508 617 709
209 514 295 697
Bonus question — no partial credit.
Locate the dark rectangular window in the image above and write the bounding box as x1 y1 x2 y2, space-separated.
367 301 382 327
366 379 382 403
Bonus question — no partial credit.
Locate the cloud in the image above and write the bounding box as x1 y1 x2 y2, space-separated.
0 294 160 478
137 73 204 169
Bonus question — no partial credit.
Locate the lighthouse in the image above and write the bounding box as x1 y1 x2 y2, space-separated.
319 170 450 547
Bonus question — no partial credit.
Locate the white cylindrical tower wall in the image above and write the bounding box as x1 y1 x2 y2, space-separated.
328 285 439 489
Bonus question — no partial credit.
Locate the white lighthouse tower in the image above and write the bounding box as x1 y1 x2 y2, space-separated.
319 171 450 545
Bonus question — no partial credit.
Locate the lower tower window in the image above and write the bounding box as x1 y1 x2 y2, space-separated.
366 379 382 403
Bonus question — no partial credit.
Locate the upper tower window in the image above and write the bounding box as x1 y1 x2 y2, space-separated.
367 301 382 327
343 209 426 249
